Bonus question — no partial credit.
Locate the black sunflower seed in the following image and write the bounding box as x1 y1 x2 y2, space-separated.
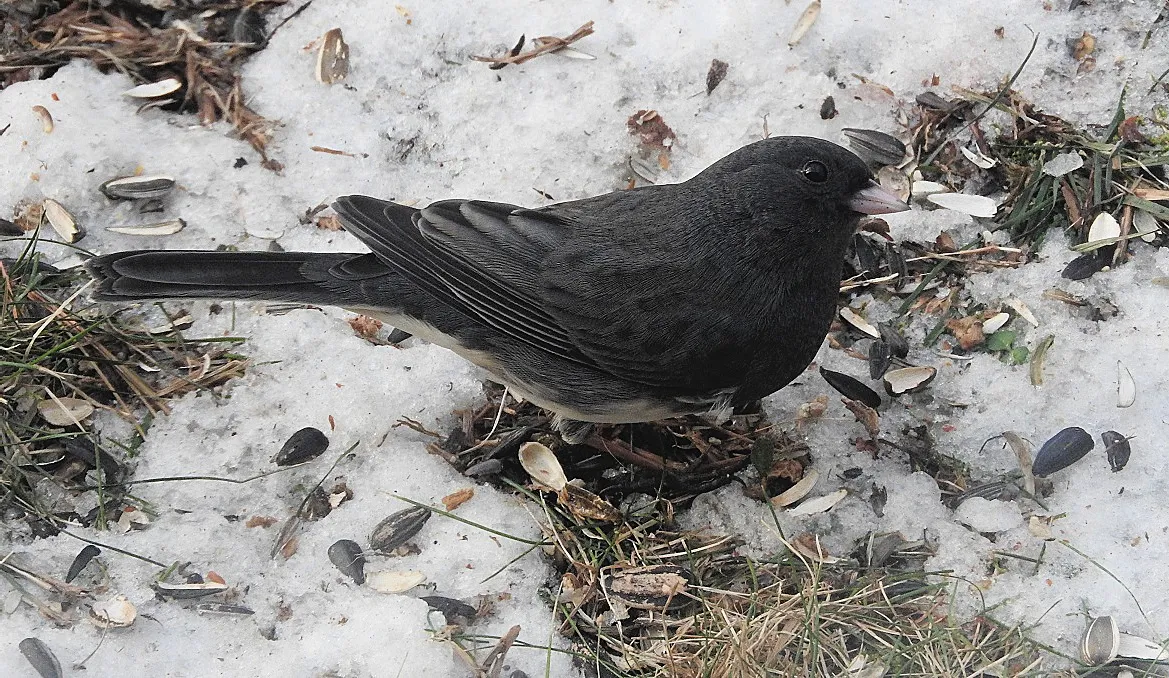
273 427 329 466
819 367 882 409
1032 427 1094 476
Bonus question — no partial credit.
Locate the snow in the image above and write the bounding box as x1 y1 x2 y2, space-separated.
3 0 1169 675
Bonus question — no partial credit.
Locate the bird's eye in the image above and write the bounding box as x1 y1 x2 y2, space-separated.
802 160 829 183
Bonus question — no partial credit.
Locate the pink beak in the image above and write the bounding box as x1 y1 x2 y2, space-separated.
848 181 910 215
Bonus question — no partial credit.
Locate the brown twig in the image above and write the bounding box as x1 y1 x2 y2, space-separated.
471 21 594 69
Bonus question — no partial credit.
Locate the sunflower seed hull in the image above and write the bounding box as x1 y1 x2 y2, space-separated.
328 539 366 584
66 545 101 583
819 367 882 409
19 638 62 678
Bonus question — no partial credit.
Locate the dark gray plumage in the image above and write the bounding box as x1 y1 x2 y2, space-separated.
87 136 908 441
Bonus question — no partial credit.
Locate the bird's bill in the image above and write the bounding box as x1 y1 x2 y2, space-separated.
848 181 910 215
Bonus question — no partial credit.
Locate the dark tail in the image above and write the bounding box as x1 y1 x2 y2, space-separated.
86 250 364 305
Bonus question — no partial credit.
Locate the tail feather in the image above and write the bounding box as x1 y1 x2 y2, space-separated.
86 250 368 305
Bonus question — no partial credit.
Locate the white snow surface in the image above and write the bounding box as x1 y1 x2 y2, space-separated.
3 0 1169 676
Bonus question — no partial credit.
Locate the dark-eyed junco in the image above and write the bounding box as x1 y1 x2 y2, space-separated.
88 136 907 442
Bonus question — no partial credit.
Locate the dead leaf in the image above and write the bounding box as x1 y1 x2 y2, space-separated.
246 515 278 528
705 59 729 95
842 398 880 438
945 315 985 350
442 488 474 511
627 109 676 151
349 315 383 341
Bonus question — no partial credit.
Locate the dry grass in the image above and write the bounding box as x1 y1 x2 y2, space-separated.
1 0 290 169
1 242 247 533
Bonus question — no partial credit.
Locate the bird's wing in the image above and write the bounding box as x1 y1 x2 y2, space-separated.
332 195 587 363
535 187 764 394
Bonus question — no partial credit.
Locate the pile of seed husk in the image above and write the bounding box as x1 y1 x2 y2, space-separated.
1 0 289 169
0 247 247 537
428 383 1047 675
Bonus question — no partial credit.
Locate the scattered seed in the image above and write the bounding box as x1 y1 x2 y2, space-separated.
90 594 137 628
100 175 176 200
37 396 93 427
982 312 1010 335
65 545 100 583
464 458 504 477
839 307 880 338
31 106 53 133
1006 298 1039 326
878 323 909 358
841 128 905 166
1061 251 1108 280
519 441 568 491
558 483 621 522
153 580 230 599
911 180 948 198
787 488 847 516
819 367 881 409
316 28 350 84
1082 615 1119 665
1116 361 1135 408
42 198 84 243
123 78 182 98
1102 430 1131 473
915 91 958 111
421 595 477 624
868 340 891 379
960 145 997 169
19 638 61 678
787 0 821 47
605 565 690 610
1001 431 1036 498
1086 212 1121 245
926 193 997 218
107 219 186 236
369 506 432 554
195 602 255 615
367 570 427 594
1116 633 1169 661
1029 334 1054 386
882 366 936 396
772 468 820 507
273 427 329 466
386 328 413 344
328 539 366 583
1032 426 1094 477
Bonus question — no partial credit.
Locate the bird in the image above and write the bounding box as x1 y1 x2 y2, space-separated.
87 136 908 443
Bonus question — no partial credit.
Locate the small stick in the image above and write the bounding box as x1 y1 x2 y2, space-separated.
472 22 594 68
